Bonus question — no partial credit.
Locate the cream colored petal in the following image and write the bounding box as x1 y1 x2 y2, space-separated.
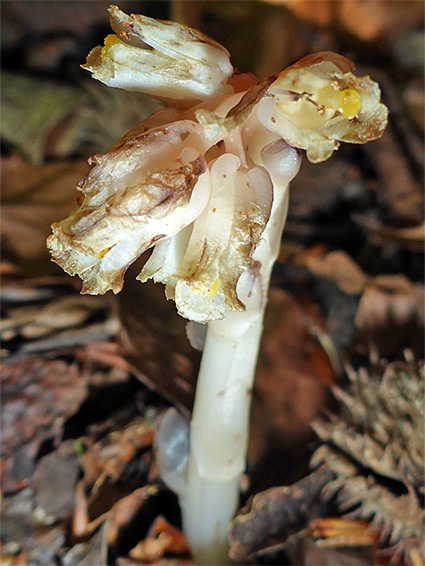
195 76 275 139
140 151 273 323
82 6 233 105
47 122 211 295
172 154 273 323
257 51 388 163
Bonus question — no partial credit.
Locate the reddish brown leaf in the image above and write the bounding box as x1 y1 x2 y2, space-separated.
129 516 190 562
266 0 424 42
119 273 200 417
248 288 333 472
1 153 89 269
1 359 87 493
301 250 368 295
308 518 379 547
32 440 80 521
355 275 424 357
229 469 334 562
103 485 181 562
80 417 153 494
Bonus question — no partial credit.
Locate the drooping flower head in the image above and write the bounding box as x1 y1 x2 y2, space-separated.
47 7 388 323
82 5 233 105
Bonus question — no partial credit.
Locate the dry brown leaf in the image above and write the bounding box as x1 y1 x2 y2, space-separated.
119 272 200 417
309 518 379 547
268 0 424 42
1 154 89 267
32 440 80 521
80 417 153 492
283 534 376 566
302 250 369 295
354 216 425 253
1 295 107 341
103 485 182 562
248 287 333 472
355 275 424 356
229 469 334 562
129 516 190 562
1 359 87 493
363 127 424 227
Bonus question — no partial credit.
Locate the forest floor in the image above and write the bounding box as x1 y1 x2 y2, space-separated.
1 1 424 565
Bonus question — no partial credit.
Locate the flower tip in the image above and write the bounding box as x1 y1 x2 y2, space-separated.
258 51 388 163
82 6 233 105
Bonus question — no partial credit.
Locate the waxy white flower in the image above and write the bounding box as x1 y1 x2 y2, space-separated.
48 32 388 324
47 103 279 322
82 5 233 105
47 9 389 564
256 52 388 162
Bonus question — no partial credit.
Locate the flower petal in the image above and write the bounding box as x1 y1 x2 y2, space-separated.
195 76 275 140
82 6 233 105
47 122 210 294
257 51 388 162
172 155 272 322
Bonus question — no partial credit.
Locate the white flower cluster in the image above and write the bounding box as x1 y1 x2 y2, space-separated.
47 6 387 323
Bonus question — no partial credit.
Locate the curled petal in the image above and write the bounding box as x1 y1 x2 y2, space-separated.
257 51 388 162
47 123 211 294
140 153 274 323
195 76 275 139
82 6 233 105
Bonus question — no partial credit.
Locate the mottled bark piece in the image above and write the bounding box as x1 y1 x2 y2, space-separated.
229 468 334 562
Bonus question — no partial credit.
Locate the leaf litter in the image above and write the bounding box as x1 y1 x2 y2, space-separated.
1 1 424 564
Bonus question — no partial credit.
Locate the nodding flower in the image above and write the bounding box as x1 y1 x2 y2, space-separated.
82 5 233 105
47 9 386 323
47 7 388 564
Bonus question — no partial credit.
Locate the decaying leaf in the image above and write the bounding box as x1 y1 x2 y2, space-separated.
308 517 379 548
269 0 424 43
80 416 153 493
103 486 181 562
248 286 333 471
355 275 424 357
311 359 425 563
302 250 369 295
32 440 80 522
1 72 85 164
129 516 190 562
229 468 334 562
354 216 425 253
118 275 199 416
0 360 87 493
1 154 89 267
230 358 424 564
1 295 107 341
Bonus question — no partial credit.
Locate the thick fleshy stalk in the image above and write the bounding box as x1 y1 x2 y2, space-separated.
180 173 291 564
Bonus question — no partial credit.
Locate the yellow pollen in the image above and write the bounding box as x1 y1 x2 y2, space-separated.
191 279 220 297
339 88 361 120
96 247 112 258
101 34 120 58
207 279 220 297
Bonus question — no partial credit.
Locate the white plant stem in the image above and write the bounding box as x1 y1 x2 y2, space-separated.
180 183 290 564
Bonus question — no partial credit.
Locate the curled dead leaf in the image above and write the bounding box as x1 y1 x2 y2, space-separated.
355 275 424 357
302 250 369 295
